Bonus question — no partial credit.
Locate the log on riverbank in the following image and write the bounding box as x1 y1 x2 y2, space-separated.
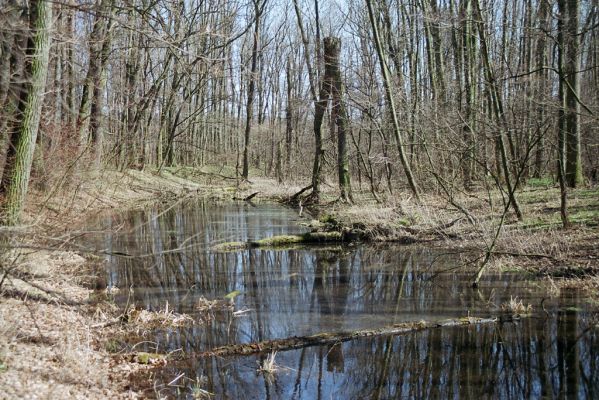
196 315 520 358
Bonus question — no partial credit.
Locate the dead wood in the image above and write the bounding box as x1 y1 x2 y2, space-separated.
243 192 259 201
194 315 521 358
285 184 313 204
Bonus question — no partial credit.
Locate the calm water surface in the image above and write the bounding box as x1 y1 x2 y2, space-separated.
88 199 598 399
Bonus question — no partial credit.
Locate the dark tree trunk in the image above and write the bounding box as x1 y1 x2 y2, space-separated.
242 0 265 180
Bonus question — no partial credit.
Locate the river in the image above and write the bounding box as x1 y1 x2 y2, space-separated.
87 199 598 399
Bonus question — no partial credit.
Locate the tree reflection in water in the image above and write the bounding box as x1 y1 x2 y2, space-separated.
88 200 598 399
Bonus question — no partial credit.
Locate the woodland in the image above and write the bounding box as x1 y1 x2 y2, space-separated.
0 0 597 225
0 0 598 397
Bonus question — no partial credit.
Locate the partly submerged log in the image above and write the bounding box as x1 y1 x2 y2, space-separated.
196 315 521 358
211 231 344 252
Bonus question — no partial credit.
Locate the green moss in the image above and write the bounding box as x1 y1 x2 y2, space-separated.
319 214 339 225
396 218 410 227
252 235 307 246
224 290 242 300
211 241 248 252
133 352 165 364
251 232 344 247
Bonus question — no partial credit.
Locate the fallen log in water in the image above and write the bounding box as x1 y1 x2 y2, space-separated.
211 231 344 252
196 315 522 358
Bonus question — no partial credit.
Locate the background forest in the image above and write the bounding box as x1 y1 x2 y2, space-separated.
0 0 598 224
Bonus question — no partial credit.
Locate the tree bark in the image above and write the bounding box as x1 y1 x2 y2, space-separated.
559 0 583 187
242 0 266 180
533 0 550 178
191 316 506 358
324 37 352 202
0 0 52 225
76 0 113 164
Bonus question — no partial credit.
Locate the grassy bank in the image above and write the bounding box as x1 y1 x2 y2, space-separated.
0 168 219 399
1 167 597 398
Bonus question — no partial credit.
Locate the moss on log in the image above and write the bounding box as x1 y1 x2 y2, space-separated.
251 231 342 246
192 315 521 358
211 231 345 252
211 241 248 252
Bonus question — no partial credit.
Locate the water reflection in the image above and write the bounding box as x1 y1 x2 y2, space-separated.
157 310 597 399
88 200 598 399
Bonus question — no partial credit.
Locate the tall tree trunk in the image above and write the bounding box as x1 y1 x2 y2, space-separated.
292 0 324 200
0 0 52 225
365 0 420 200
76 0 112 162
0 1 28 182
90 5 114 168
242 0 265 180
533 0 550 178
559 0 583 187
312 45 333 201
461 0 476 190
557 0 571 228
473 0 523 220
323 37 352 202
285 56 294 178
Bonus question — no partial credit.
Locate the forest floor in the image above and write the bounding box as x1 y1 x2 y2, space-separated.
1 166 598 399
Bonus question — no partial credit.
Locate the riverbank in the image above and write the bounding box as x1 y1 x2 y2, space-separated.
1 167 597 398
0 168 212 399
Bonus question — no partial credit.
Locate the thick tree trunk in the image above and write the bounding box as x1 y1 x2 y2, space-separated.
560 0 583 187
0 0 52 225
76 0 112 163
324 37 352 202
0 2 28 183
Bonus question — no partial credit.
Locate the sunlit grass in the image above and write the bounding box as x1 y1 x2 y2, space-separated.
501 296 533 315
257 352 279 375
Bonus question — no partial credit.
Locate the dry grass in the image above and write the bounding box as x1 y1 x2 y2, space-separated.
0 249 142 399
23 168 212 232
128 305 195 328
0 168 218 399
257 352 279 375
501 296 533 315
190 376 214 399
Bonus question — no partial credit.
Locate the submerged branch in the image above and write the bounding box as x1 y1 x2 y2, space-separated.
194 315 521 358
